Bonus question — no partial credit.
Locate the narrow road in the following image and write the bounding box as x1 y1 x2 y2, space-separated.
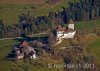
0 32 47 41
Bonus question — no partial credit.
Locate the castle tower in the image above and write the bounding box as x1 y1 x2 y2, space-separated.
68 19 75 30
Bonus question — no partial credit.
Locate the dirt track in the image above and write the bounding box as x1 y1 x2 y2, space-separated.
0 0 44 4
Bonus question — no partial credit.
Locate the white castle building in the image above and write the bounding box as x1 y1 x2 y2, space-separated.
56 19 76 40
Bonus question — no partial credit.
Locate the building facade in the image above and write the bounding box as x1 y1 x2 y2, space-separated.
56 19 76 40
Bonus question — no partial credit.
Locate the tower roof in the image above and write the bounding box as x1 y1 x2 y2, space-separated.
69 19 74 24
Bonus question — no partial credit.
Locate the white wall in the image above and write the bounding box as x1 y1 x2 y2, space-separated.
68 24 74 30
17 55 24 59
57 31 64 38
63 31 76 38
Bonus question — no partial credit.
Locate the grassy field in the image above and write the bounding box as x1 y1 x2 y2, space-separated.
0 35 100 71
0 0 79 25
0 39 17 71
0 0 100 70
0 0 45 4
75 19 100 30
86 37 100 63
0 0 67 25
0 30 100 71
0 39 64 71
55 35 100 62
74 19 100 35
75 19 100 63
80 35 100 63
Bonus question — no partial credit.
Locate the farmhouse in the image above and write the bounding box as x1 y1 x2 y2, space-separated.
7 41 37 60
18 41 37 59
56 19 76 40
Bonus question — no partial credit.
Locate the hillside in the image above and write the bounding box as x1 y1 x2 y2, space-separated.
0 0 45 4
0 0 69 25
0 33 100 71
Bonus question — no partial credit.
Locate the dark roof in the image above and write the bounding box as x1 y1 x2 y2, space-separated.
69 19 74 24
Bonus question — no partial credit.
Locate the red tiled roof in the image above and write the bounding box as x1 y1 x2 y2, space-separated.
20 41 29 47
56 25 65 31
56 25 74 32
64 28 74 32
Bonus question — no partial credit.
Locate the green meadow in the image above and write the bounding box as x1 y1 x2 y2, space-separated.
0 0 67 25
86 37 100 63
0 18 100 71
75 19 100 31
0 0 100 70
0 39 64 71
0 0 79 25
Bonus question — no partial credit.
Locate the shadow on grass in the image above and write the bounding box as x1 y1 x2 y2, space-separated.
13 35 48 45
